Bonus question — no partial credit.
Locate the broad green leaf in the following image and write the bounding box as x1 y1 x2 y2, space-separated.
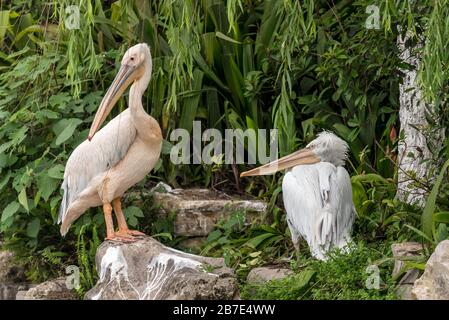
1 201 20 222
255 0 282 65
161 139 174 155
12 25 45 47
53 119 83 145
36 109 60 121
403 261 426 271
434 212 449 224
123 206 144 227
223 211 245 230
48 93 71 108
179 68 204 132
291 269 316 292
405 224 434 244
201 32 218 66
0 141 13 153
351 181 367 215
0 153 17 168
0 11 10 45
10 126 28 145
351 173 388 184
246 116 258 132
436 223 449 243
152 232 173 241
34 189 41 206
259 225 278 234
206 88 221 128
245 232 275 249
0 171 11 191
0 153 9 168
48 164 65 179
248 251 261 258
55 123 78 145
207 229 222 242
422 158 449 239
18 188 29 212
26 217 40 238
192 51 228 91
36 174 59 201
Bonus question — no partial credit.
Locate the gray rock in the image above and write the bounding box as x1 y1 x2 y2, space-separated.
0 250 26 283
22 277 78 300
0 283 31 300
85 235 239 300
247 266 293 285
391 242 425 278
178 237 207 251
0 250 30 300
395 269 421 300
15 289 30 300
152 188 267 237
391 242 426 300
412 240 449 300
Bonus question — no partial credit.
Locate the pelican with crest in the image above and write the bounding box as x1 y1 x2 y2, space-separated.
58 43 162 242
241 131 356 260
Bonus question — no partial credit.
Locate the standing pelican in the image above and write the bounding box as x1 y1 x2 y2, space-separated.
58 43 162 242
241 131 356 260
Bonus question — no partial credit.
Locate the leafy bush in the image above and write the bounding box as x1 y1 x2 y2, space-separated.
201 207 291 279
351 173 421 242
241 241 397 300
75 224 101 297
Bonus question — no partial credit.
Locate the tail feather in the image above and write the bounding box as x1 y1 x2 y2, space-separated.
58 179 69 224
59 183 97 236
60 198 91 236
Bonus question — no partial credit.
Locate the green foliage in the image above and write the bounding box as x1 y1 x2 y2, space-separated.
243 269 317 300
351 173 420 242
241 241 397 300
123 189 178 246
201 208 291 278
421 159 449 241
402 158 449 248
0 0 447 300
76 224 101 297
417 0 449 103
0 1 404 244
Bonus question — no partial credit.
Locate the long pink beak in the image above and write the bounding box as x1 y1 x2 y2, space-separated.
240 148 320 177
88 64 137 141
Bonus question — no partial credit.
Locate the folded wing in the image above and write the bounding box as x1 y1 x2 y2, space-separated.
282 162 355 260
58 109 136 224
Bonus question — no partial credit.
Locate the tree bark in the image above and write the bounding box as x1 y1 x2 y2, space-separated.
396 33 444 206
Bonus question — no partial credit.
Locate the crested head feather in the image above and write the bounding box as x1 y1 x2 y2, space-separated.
307 130 349 166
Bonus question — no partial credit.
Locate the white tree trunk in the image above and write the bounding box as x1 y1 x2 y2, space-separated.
396 33 444 206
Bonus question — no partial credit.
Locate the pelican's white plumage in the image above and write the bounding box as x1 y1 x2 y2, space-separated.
241 131 356 260
283 161 355 260
58 109 135 225
58 43 163 241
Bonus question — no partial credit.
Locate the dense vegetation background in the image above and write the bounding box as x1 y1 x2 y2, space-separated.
1 0 449 299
